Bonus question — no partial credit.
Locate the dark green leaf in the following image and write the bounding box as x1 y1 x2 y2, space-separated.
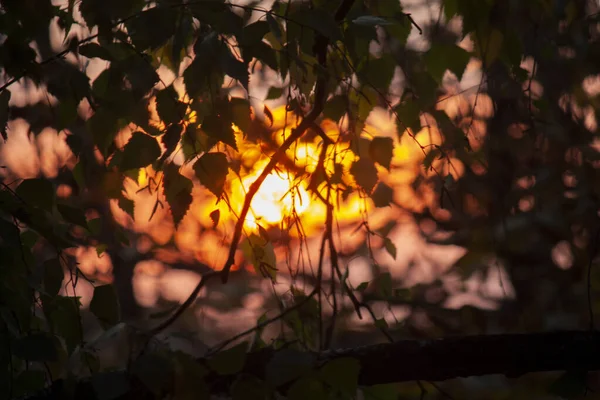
266 86 284 100
371 182 394 207
44 258 63 297
13 332 58 362
360 55 397 90
201 114 237 150
57 203 88 228
161 123 184 162
207 341 248 375
16 178 55 212
88 108 119 156
221 48 249 91
395 100 421 136
368 137 394 170
132 352 173 396
377 272 393 298
173 351 210 400
290 8 341 41
228 97 252 133
78 42 113 60
240 21 270 46
265 348 316 386
319 357 361 395
155 86 186 125
383 238 397 260
163 163 193 226
425 43 471 83
350 158 379 194
548 370 588 399
231 375 269 400
126 6 177 50
209 209 220 227
362 384 399 400
287 376 326 400
44 61 91 103
89 284 121 329
194 152 230 198
266 13 282 41
120 131 161 171
43 295 82 354
117 195 135 218
323 94 348 121
263 105 274 126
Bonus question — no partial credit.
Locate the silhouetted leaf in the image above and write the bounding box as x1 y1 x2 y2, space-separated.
119 131 161 171
221 48 249 91
548 370 588 399
362 384 399 400
207 341 248 375
117 195 135 218
263 105 274 126
265 348 316 387
290 8 341 41
155 86 186 125
231 375 269 400
201 114 237 150
161 123 183 162
43 295 82 354
209 209 220 227
368 137 394 169
13 332 58 362
266 86 284 100
319 357 361 396
163 163 193 226
383 238 397 260
395 100 421 136
360 55 396 90
193 152 230 198
377 272 393 298
126 6 177 50
425 43 471 83
43 258 63 297
89 284 120 329
132 352 173 396
16 178 55 212
229 97 252 133
371 182 394 207
0 89 10 141
287 376 326 400
323 94 348 121
78 42 112 60
350 158 379 193
266 13 282 40
57 203 88 228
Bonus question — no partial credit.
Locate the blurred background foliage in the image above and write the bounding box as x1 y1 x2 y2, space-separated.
1 0 600 398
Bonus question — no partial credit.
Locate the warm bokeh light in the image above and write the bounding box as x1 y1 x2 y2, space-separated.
230 158 311 231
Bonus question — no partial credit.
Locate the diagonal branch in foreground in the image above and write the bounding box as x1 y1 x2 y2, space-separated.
212 330 600 389
23 330 600 399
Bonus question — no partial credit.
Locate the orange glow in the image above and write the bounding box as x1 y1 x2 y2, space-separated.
230 158 311 231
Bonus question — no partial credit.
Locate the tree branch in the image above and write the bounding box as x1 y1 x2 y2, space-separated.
22 330 600 399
